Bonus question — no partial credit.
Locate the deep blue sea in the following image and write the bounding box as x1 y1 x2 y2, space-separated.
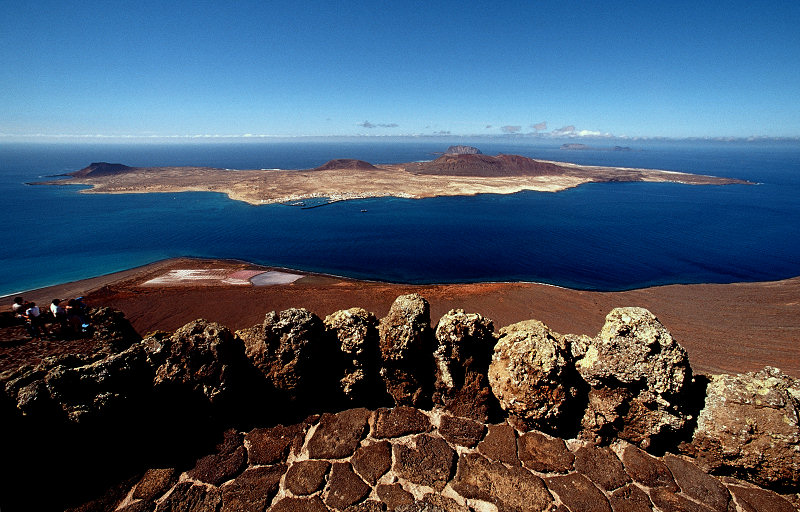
1 139 799 296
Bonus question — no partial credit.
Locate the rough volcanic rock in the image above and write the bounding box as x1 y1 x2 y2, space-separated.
151 320 246 405
684 366 800 489
132 468 179 501
517 431 574 473
438 414 486 448
727 484 798 512
608 484 653 512
379 294 432 362
545 473 611 512
351 440 392 485
187 429 247 486
576 307 693 446
1 306 147 421
433 309 497 420
326 462 371 510
220 464 286 512
392 434 456 491
285 460 330 495
239 308 327 398
154 482 221 512
371 406 432 438
244 422 309 465
573 445 629 491
307 407 371 459
378 294 434 406
488 319 579 431
619 444 678 491
85 307 142 354
451 453 554 512
118 501 156 512
662 454 731 511
376 483 414 509
325 308 382 403
3 342 152 421
477 423 520 466
346 500 386 512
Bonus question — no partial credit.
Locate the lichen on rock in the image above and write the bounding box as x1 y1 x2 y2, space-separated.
685 365 800 489
575 307 693 446
152 319 246 405
325 307 381 403
488 319 579 431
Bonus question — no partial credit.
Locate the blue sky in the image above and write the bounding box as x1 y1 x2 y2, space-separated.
2 1 799 140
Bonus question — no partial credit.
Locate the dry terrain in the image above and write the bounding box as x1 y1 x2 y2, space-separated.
3 258 797 378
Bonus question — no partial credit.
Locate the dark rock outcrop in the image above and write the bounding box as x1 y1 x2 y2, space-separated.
378 294 434 407
2 343 152 422
85 306 142 354
325 307 382 404
238 308 328 401
433 309 497 421
151 319 247 406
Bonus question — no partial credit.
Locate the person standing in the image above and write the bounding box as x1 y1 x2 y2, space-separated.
24 302 50 339
51 299 68 332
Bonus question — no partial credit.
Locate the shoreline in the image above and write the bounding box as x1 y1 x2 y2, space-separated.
3 257 800 378
4 254 796 302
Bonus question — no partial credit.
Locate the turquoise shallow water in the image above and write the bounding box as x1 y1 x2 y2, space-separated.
1 139 799 296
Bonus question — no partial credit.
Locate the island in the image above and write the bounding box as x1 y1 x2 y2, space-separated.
32 150 751 205
560 143 632 151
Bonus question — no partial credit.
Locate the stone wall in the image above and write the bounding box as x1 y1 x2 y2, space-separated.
104 406 796 512
1 295 798 511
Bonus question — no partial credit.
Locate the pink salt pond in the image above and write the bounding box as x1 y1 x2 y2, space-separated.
142 269 304 287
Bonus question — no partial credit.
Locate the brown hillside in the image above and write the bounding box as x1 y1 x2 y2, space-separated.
408 153 569 177
311 159 378 171
68 162 135 178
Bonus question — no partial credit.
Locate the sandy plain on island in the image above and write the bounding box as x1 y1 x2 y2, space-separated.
2 257 798 379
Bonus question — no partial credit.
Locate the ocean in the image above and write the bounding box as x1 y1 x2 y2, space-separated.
1 139 799 296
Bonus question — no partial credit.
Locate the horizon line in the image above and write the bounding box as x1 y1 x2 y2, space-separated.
1 133 799 143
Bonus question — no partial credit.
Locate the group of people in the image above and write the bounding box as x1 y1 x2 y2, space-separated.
12 296 89 341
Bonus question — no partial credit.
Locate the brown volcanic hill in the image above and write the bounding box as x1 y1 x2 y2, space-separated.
68 162 135 178
311 159 378 171
407 153 569 177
